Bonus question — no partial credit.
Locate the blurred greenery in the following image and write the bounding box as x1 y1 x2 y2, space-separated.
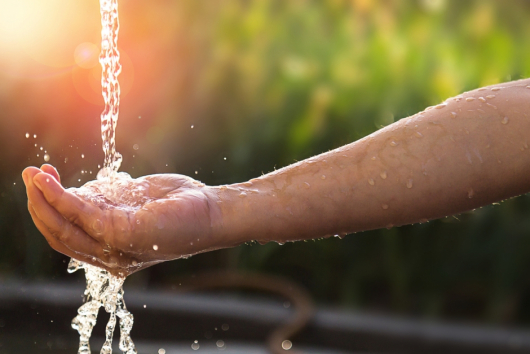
2 0 530 326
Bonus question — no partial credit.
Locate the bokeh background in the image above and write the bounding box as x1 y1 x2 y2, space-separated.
2 0 530 329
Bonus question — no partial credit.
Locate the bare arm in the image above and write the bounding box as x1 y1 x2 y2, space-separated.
24 78 530 274
216 78 530 244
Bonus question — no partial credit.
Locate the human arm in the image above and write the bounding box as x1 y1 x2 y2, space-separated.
218 78 530 244
23 78 530 274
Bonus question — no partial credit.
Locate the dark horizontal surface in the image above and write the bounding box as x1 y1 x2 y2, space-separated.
1 280 530 353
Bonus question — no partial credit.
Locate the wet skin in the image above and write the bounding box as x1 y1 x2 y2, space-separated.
23 78 530 275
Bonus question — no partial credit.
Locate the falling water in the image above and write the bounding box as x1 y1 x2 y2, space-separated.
68 1 137 353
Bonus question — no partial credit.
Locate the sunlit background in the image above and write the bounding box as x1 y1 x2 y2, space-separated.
3 0 530 351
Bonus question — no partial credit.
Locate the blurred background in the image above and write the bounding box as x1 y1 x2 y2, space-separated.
2 0 530 351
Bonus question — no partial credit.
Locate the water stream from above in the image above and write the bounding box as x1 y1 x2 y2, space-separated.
68 1 137 353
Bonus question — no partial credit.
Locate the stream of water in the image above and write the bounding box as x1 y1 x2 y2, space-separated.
68 1 137 353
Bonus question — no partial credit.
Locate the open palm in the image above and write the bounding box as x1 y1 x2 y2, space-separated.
23 165 222 276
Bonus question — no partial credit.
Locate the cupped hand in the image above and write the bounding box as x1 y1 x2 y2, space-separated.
22 165 223 277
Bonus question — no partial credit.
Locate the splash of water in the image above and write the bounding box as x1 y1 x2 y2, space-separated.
69 259 136 354
68 1 137 353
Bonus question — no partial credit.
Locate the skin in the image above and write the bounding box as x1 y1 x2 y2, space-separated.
23 78 530 277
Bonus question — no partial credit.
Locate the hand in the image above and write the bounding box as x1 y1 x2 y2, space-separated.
22 164 223 276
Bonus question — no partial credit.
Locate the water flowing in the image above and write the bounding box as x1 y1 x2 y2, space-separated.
68 1 137 353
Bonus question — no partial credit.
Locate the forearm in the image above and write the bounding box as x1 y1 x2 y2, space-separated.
214 79 530 244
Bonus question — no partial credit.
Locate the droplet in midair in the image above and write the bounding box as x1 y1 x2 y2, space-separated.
191 125 194 129
153 245 158 251
191 340 200 350
282 340 293 350
501 117 509 125
33 134 37 138
81 154 85 158
25 133 30 138
158 349 166 354
44 154 50 162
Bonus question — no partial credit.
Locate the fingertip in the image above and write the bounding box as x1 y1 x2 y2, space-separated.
33 172 64 199
40 164 61 183
22 166 41 186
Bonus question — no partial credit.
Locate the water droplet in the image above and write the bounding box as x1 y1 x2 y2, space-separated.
415 131 423 138
389 140 397 147
133 144 139 150
216 340 225 348
380 171 387 179
486 95 496 99
43 154 50 162
36 154 39 157
435 103 447 109
223 157 227 160
526 86 530 89
406 179 413 189
136 219 141 225
93 219 104 233
239 192 247 198
468 188 474 199
478 97 486 102
153 244 158 251
486 103 497 109
491 87 501 91
33 134 37 138
386 224 394 230
465 97 475 102
381 204 389 210
321 175 326 180
46 178 50 183
303 182 310 189
195 171 198 174
371 156 376 161
282 340 293 350
25 133 29 138
143 304 146 308
34 144 37 147
81 154 85 158
191 341 200 350
191 125 194 129
132 260 138 266
222 324 229 331
501 117 509 125
158 349 166 354
368 178 375 186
